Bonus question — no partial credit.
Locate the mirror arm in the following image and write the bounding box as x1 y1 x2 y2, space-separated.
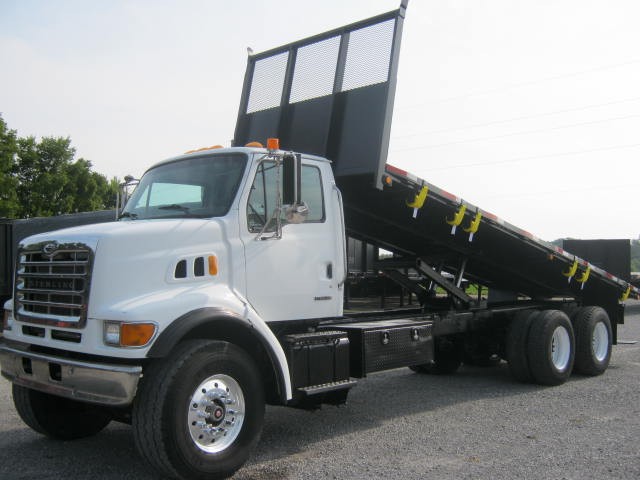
255 206 283 241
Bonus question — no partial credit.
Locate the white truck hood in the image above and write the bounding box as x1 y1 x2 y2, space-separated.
19 219 233 319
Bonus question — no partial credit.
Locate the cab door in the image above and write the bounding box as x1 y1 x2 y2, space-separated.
240 159 342 322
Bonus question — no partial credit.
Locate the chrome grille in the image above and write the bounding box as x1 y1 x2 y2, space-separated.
15 243 93 328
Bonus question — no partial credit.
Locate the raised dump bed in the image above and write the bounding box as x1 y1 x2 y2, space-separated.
340 166 637 316
232 1 638 329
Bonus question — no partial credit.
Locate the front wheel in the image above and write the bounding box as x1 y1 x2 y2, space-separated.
132 340 265 480
12 385 111 440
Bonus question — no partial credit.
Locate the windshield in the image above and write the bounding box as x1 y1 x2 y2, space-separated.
121 153 248 220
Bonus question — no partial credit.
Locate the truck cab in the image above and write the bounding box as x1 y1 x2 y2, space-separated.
2 145 345 402
118 145 345 323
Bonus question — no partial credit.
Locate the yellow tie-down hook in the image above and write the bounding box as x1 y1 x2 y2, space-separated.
446 204 467 235
463 211 482 242
407 185 428 219
576 265 591 290
562 259 578 283
620 285 631 302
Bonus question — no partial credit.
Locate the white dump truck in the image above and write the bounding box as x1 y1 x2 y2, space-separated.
1 2 637 479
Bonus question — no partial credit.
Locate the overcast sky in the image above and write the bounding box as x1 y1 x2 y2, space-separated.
1 0 639 241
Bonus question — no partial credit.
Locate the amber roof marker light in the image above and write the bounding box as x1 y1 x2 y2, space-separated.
267 138 280 152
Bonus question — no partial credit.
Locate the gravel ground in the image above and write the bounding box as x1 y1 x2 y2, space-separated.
1 302 639 479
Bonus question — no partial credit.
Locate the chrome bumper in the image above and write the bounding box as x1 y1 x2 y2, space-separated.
0 343 142 406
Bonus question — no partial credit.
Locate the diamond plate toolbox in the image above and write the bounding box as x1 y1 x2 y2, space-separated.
326 319 434 377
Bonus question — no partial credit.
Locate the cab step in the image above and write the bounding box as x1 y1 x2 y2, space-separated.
297 379 358 396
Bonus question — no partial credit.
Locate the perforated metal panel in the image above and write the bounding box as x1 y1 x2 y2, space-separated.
342 19 395 92
246 52 288 114
234 2 408 189
290 37 340 103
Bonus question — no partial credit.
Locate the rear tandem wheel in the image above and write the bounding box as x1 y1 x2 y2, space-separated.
506 309 576 386
505 310 539 383
526 310 575 386
572 306 612 376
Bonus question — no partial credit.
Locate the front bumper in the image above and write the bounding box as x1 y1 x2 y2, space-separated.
0 342 141 406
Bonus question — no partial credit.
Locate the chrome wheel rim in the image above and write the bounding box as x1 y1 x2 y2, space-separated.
551 326 571 371
592 321 609 362
187 374 245 453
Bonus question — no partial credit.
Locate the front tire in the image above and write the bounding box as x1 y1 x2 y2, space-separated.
132 340 265 480
12 385 111 440
572 306 612 376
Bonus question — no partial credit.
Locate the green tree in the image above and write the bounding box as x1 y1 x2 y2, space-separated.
102 177 120 210
12 133 118 218
0 115 19 217
15 136 74 217
65 158 118 212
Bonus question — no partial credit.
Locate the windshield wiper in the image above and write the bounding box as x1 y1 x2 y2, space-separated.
158 204 191 213
118 211 138 220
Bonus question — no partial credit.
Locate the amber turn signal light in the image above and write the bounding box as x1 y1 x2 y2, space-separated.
120 323 156 347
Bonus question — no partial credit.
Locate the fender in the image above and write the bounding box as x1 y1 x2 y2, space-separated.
147 307 291 403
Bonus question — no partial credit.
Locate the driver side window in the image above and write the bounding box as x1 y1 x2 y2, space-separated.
247 161 279 232
246 161 325 232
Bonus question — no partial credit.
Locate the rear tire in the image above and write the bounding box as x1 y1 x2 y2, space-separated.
572 306 612 376
12 385 111 440
132 340 265 480
506 310 538 383
527 310 575 386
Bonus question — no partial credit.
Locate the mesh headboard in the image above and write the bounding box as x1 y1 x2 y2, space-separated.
233 1 407 189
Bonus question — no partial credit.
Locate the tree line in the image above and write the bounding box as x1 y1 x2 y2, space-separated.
0 114 118 219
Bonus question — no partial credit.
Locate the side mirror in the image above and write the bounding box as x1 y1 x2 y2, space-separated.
282 154 301 206
282 153 308 223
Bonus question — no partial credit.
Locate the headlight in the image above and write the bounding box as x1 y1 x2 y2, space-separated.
103 321 157 347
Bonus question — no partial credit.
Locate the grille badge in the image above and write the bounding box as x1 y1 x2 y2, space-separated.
42 242 58 257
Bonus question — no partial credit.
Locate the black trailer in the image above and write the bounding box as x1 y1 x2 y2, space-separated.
0 211 115 306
